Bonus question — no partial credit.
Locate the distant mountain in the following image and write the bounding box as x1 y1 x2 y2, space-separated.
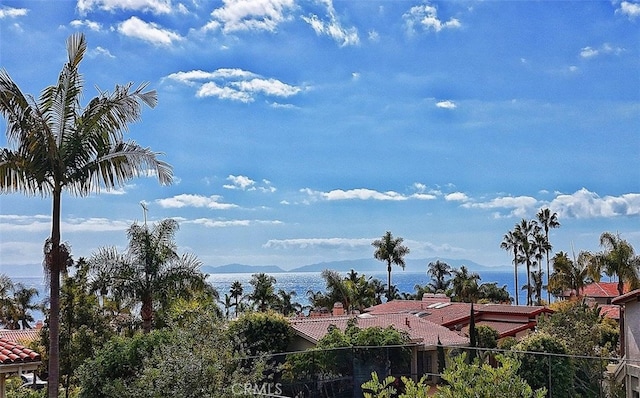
202 258 510 274
292 257 508 273
201 264 285 274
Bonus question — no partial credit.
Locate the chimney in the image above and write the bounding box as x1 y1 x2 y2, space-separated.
332 302 344 316
35 320 43 330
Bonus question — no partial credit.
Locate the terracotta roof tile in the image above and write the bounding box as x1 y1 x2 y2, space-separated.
598 305 620 320
0 338 41 365
0 329 40 345
290 313 468 347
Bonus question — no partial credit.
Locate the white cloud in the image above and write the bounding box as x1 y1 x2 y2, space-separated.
156 194 238 209
617 1 640 19
580 43 625 58
90 46 116 59
207 0 296 33
462 195 539 218
263 237 371 249
77 0 173 15
445 192 469 202
549 188 640 218
0 6 28 18
436 100 457 109
118 16 182 46
0 215 131 233
302 188 408 201
302 0 360 47
224 174 256 190
165 68 303 103
70 19 102 31
403 3 461 34
187 218 282 228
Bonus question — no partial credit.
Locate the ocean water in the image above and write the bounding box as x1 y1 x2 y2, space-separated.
11 268 532 323
207 269 531 307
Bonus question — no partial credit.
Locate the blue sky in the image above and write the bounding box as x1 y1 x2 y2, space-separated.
0 0 639 274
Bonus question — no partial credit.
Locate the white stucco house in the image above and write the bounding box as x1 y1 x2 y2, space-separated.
612 289 640 397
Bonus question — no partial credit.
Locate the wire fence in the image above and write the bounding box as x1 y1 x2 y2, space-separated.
239 345 633 398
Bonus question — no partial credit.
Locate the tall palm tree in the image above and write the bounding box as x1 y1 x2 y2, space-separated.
537 208 560 302
515 219 539 305
90 219 204 333
500 230 521 305
0 33 171 396
230 280 244 317
372 231 410 300
595 232 640 295
533 231 551 304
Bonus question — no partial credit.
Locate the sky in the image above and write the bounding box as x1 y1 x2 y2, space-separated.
0 0 639 276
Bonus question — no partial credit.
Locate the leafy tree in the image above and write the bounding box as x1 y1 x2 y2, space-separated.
372 231 410 301
475 325 499 349
433 353 546 398
593 232 640 295
227 311 293 356
0 33 171 396
426 260 451 293
248 273 278 312
511 332 574 398
537 208 560 303
89 219 206 333
77 312 266 398
58 258 114 395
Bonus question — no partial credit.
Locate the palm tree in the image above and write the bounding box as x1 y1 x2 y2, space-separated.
548 251 597 298
594 232 640 295
372 231 410 300
90 219 204 333
537 208 560 302
248 273 277 311
220 294 233 319
515 219 540 305
451 266 480 303
321 269 353 312
230 280 244 317
0 33 171 396
0 275 15 328
12 283 40 329
533 232 551 304
275 289 301 316
501 230 521 305
427 260 452 293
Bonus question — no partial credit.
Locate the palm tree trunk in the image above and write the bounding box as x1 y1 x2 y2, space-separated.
387 261 392 300
48 190 62 398
141 296 153 333
513 249 519 306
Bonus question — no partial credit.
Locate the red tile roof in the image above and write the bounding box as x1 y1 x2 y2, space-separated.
0 338 41 365
0 329 40 345
290 313 468 347
562 282 629 299
364 300 551 339
599 305 620 320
